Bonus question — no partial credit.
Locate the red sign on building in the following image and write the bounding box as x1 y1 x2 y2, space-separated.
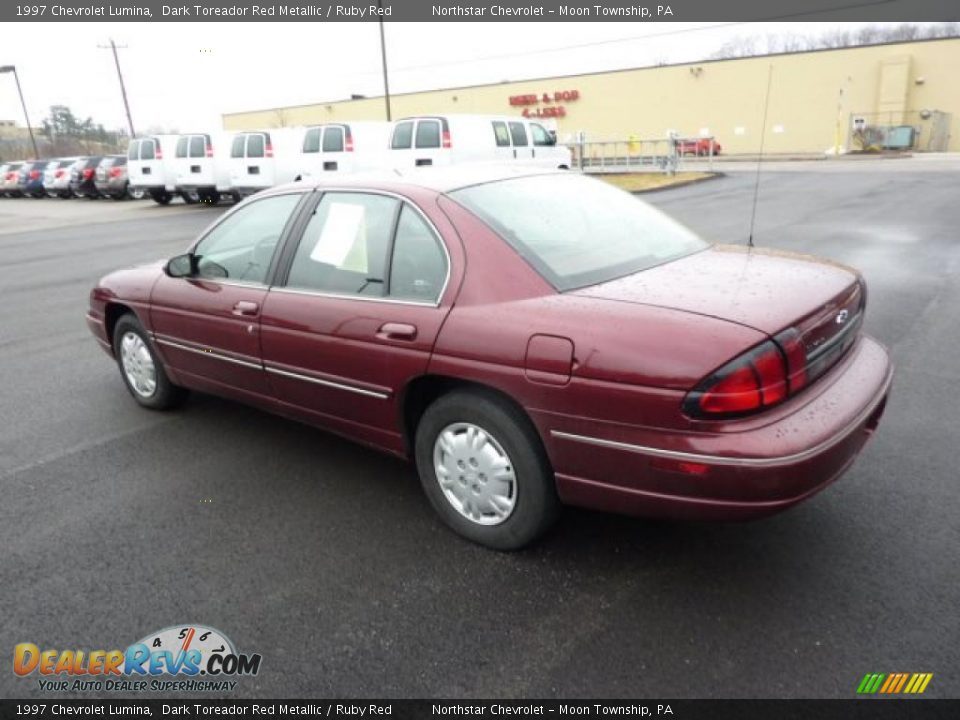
509 90 580 118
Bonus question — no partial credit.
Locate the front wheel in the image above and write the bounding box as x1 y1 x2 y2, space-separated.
149 190 172 205
113 314 187 410
414 390 560 550
129 187 145 200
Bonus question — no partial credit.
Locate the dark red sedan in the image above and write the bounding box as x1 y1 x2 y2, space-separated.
87 167 892 549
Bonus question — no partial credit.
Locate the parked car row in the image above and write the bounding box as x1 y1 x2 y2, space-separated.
0 155 145 200
127 114 572 205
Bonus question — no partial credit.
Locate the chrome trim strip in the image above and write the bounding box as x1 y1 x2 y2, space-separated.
264 365 389 400
551 370 892 469
153 336 263 371
269 286 439 308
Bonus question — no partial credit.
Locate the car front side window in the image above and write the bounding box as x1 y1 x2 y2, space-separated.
192 194 302 284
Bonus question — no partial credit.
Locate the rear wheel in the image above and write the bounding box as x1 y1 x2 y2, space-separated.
112 314 187 410
414 390 560 550
150 190 172 205
180 191 198 204
129 187 145 200
198 190 221 205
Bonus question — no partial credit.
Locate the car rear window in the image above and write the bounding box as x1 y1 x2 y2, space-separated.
303 128 321 154
415 121 441 149
176 137 189 158
231 135 245 158
391 122 413 150
323 127 344 152
58 160 74 168
451 174 707 291
140 141 155 160
247 134 265 158
127 141 139 160
85 157 102 168
189 136 205 157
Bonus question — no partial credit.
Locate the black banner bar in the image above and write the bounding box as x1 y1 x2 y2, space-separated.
1 700 959 720
1 0 957 23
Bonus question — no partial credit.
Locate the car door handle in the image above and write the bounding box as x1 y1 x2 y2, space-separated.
377 322 417 341
232 301 260 317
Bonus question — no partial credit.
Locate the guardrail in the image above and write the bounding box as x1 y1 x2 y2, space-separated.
566 137 718 174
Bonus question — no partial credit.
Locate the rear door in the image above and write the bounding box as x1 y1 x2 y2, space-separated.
259 190 453 451
412 118 445 167
150 191 306 401
320 125 348 172
491 121 514 162
229 132 274 190
507 121 532 162
389 121 415 169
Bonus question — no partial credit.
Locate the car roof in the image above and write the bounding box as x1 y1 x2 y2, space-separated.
271 164 566 196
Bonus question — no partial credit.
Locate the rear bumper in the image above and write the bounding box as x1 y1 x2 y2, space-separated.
543 335 893 520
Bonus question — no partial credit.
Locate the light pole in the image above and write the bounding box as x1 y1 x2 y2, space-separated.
0 65 40 159
98 39 136 137
377 0 392 121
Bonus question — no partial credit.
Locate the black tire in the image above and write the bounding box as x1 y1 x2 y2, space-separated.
129 187 145 200
180 191 198 204
414 389 560 550
230 191 242 204
111 192 126 201
150 190 172 205
112 314 188 410
198 190 221 205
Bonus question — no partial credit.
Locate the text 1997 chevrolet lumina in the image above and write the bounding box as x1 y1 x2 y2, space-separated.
86 168 892 549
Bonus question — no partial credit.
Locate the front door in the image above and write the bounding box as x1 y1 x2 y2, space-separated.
260 191 452 453
150 192 304 402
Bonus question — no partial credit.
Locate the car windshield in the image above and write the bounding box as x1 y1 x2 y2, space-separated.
450 173 708 291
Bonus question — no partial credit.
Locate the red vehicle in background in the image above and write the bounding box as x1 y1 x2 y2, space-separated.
86 168 891 550
676 137 722 156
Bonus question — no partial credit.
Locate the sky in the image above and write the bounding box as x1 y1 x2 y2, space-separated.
0 22 932 134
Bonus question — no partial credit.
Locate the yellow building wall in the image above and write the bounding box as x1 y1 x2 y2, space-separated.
223 37 960 154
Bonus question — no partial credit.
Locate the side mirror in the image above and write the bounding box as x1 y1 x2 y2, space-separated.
165 253 196 278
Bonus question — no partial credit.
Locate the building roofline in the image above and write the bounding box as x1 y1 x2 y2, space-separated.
222 35 960 119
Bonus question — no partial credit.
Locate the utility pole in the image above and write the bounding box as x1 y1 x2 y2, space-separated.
0 65 39 159
99 39 136 137
377 0 392 121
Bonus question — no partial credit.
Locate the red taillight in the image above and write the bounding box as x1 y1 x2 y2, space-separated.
265 143 274 158
345 132 354 152
109 167 123 177
55 169 66 178
83 168 94 179
442 130 451 149
29 170 41 180
155 147 163 160
651 457 710 476
684 341 788 418
206 143 213 157
774 327 808 393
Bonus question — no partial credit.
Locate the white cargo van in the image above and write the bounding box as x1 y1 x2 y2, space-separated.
128 135 180 205
297 122 391 179
387 115 571 170
227 128 304 197
174 132 233 204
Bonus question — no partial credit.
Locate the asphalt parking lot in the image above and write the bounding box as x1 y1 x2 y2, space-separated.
1 159 958 699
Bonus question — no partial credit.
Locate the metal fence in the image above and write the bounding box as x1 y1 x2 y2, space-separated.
565 136 718 174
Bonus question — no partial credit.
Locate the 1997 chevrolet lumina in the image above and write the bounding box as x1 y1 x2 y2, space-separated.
87 168 893 549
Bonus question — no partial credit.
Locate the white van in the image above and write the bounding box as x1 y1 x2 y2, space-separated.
387 114 571 170
227 128 304 197
174 132 233 204
297 122 391 179
128 135 180 205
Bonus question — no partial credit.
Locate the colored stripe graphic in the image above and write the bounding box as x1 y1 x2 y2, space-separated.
857 672 933 694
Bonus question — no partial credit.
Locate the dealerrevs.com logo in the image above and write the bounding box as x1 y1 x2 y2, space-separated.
14 625 262 693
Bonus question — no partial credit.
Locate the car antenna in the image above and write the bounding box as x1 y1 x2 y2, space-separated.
747 64 774 249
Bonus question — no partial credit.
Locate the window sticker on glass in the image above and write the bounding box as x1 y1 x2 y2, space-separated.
309 202 367 272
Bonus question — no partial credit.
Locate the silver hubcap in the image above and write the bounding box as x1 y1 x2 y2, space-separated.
120 331 157 398
433 422 517 526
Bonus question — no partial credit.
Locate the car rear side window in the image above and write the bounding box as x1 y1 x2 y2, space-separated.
246 135 265 158
231 135 245 158
193 193 302 284
303 128 321 154
176 137 189 158
189 136 205 158
389 206 447 303
392 122 413 149
286 192 399 297
323 127 344 152
492 122 511 147
508 122 528 147
415 121 441 149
